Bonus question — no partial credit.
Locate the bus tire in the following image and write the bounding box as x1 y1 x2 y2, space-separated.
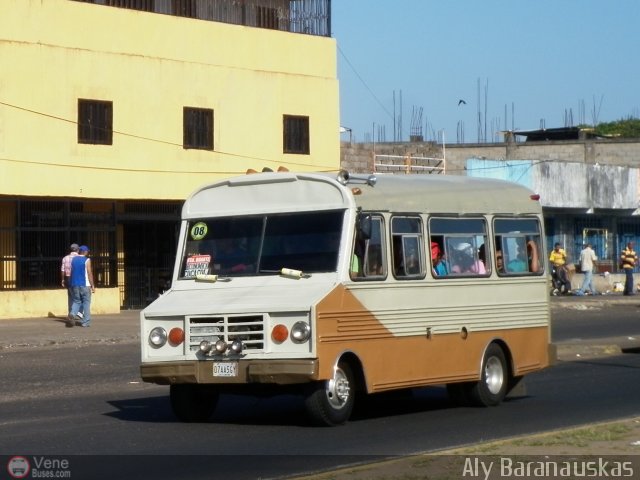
468 343 508 407
170 384 219 422
304 362 355 426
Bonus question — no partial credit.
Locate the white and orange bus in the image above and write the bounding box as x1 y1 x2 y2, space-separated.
140 171 553 425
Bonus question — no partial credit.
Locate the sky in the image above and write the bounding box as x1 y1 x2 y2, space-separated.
331 0 640 143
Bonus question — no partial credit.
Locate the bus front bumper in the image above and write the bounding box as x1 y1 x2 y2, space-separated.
140 359 319 385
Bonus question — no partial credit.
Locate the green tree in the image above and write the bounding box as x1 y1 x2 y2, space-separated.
592 118 640 138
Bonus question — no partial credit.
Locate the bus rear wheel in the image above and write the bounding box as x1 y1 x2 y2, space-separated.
170 384 219 422
469 343 508 406
304 362 355 426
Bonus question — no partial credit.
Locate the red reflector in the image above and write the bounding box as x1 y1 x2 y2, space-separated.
271 324 289 343
169 328 185 346
530 194 541 201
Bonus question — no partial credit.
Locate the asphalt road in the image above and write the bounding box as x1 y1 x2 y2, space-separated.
1 297 639 479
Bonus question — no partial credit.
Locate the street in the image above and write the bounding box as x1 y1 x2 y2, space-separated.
0 297 639 479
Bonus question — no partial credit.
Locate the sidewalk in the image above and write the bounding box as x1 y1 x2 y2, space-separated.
0 309 141 350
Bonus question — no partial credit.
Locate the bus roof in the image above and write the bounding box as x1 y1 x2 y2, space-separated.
183 172 541 218
347 173 541 215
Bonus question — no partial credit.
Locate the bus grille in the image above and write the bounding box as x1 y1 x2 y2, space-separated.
188 315 265 352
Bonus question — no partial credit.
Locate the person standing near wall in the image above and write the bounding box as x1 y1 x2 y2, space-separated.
68 245 95 327
620 242 638 296
576 243 598 295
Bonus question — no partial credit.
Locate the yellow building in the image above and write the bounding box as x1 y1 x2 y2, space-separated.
0 0 339 317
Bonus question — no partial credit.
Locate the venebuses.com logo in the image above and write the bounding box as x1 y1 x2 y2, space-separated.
6 456 71 479
7 456 30 479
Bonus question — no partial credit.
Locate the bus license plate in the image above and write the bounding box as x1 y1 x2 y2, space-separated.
213 362 238 377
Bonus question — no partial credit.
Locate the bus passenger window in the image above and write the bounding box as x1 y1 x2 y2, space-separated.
351 214 386 280
429 217 489 277
494 218 544 276
391 216 424 279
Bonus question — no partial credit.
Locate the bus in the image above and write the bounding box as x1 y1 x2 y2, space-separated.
140 170 553 426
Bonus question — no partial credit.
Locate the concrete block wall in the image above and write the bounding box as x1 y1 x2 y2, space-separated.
341 139 640 174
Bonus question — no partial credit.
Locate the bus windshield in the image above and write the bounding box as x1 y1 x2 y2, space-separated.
179 210 344 278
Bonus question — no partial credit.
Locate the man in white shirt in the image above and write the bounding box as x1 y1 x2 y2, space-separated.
576 243 598 295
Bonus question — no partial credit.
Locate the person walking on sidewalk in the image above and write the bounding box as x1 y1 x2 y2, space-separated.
68 245 95 327
620 242 638 296
60 243 79 316
60 243 84 319
576 243 598 295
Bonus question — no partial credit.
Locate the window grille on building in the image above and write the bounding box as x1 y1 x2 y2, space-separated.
183 107 214 151
283 115 310 155
78 99 113 145
0 198 181 309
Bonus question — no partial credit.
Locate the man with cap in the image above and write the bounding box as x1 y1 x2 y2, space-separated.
68 245 95 327
60 243 82 319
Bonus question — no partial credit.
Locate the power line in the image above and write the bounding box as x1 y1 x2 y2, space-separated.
337 44 394 121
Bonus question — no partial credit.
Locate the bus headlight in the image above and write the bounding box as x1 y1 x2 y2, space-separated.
149 327 167 348
291 321 311 343
199 340 212 353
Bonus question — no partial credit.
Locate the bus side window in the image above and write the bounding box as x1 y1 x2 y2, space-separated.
391 216 424 279
351 214 386 280
429 217 489 277
494 218 544 276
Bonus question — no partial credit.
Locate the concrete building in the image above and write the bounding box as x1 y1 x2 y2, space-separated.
1 0 338 317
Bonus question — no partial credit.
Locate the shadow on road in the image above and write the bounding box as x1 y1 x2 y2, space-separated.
104 386 527 427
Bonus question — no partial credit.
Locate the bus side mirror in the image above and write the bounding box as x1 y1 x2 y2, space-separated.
357 214 372 240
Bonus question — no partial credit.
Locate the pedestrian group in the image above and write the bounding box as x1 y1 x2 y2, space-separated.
60 243 95 327
549 241 637 296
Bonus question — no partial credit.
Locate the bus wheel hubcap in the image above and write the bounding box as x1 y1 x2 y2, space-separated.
485 356 504 395
326 368 350 409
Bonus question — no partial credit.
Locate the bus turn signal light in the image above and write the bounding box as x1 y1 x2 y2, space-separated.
169 327 185 346
271 324 289 343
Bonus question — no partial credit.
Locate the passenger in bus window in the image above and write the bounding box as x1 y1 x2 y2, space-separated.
506 251 528 272
366 245 383 276
431 241 448 276
392 236 404 275
350 236 366 279
451 242 486 274
405 245 420 275
495 249 505 273
527 238 541 272
478 244 487 268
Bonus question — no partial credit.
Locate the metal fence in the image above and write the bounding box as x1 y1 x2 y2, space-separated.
72 0 331 36
0 198 180 309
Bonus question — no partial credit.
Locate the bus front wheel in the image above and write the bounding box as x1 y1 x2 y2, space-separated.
304 362 355 426
469 343 508 406
170 384 219 422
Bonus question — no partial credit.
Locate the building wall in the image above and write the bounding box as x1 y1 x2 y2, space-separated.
0 0 340 201
0 288 120 319
0 0 340 318
342 139 640 176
